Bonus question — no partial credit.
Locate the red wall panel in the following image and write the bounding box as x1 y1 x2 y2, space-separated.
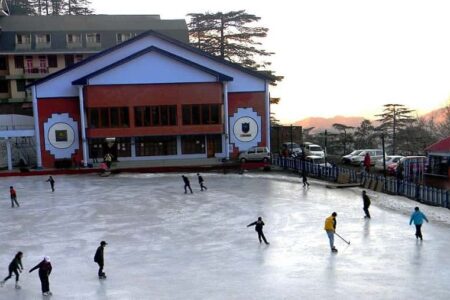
37 98 82 168
228 92 267 157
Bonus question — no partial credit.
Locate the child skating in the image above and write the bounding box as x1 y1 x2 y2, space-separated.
362 190 371 219
29 256 52 296
410 207 429 240
182 175 193 194
197 173 207 191
94 241 108 279
301 170 310 187
9 186 19 208
247 217 270 245
46 176 55 192
0 251 23 289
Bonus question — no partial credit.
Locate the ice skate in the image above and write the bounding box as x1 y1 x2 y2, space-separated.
331 247 338 253
99 272 107 279
15 283 21 289
43 292 49 296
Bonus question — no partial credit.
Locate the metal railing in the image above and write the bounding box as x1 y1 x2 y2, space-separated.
272 155 449 209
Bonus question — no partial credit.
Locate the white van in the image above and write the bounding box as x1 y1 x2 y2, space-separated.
350 149 384 166
303 143 325 158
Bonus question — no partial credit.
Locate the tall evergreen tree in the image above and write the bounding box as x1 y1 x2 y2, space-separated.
187 10 282 83
332 123 354 154
8 0 36 15
354 120 377 149
376 104 414 155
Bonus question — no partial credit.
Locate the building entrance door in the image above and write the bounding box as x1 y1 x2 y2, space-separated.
207 136 216 158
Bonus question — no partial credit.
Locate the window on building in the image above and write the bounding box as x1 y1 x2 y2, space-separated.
16 80 26 92
116 137 131 157
135 136 177 156
182 104 221 125
116 33 134 43
0 80 9 93
0 56 6 70
134 105 177 127
181 135 206 154
86 33 101 43
16 34 31 45
36 34 51 44
64 55 74 67
208 134 223 153
89 107 130 128
67 33 82 44
14 56 24 69
47 55 57 68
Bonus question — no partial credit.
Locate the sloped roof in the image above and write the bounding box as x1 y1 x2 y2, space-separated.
426 136 450 153
28 30 275 88
72 46 233 85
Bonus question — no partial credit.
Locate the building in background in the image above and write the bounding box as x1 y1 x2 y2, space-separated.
0 14 188 115
28 30 274 168
426 136 450 178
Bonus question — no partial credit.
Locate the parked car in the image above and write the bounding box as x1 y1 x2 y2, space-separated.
305 155 333 168
341 150 363 164
303 143 325 158
238 146 271 163
350 149 384 166
281 142 302 156
388 156 427 176
374 155 404 172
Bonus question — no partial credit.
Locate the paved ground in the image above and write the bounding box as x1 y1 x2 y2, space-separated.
0 172 449 300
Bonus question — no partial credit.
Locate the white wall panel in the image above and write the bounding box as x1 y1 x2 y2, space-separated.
89 52 216 85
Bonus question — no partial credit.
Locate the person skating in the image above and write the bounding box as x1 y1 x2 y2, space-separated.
363 153 371 173
104 153 112 169
324 212 338 252
0 251 23 289
362 190 371 219
247 217 270 245
301 169 310 187
94 241 107 279
29 256 52 296
182 175 193 194
197 173 207 191
46 176 55 192
9 186 19 208
409 207 429 240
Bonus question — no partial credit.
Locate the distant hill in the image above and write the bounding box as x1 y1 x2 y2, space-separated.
421 107 448 124
293 116 368 133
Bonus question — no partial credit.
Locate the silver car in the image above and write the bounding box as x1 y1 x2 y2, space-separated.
239 146 271 163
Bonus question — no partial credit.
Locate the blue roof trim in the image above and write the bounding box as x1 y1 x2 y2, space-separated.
27 30 273 88
72 46 233 85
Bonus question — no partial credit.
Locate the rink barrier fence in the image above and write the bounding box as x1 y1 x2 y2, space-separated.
272 156 449 209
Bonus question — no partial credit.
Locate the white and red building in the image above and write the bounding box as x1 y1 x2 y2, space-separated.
29 30 274 168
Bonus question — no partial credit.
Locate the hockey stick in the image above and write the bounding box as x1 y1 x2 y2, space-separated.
335 232 351 245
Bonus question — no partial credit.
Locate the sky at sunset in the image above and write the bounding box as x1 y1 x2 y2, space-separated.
93 0 450 124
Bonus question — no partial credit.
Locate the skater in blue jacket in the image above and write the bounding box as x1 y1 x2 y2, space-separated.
409 207 429 240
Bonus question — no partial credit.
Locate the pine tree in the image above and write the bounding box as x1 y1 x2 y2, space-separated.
187 10 282 83
376 104 415 155
8 0 36 15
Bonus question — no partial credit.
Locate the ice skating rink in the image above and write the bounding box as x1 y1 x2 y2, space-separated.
1 172 450 300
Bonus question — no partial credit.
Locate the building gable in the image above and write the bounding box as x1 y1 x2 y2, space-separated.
72 47 232 86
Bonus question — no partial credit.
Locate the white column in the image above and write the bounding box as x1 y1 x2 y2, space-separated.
176 136 182 156
223 82 230 160
6 138 12 171
131 137 136 158
32 85 42 168
265 81 271 151
78 86 88 167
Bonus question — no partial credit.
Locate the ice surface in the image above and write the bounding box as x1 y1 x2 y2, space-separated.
1 172 450 300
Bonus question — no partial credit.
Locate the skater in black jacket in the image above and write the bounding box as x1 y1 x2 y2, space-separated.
362 190 371 219
182 175 193 194
197 173 207 191
94 241 107 279
301 170 310 187
0 251 23 289
29 256 52 296
247 217 270 245
46 176 55 192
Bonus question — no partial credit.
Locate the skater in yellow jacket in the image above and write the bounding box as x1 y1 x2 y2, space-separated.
324 212 338 252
